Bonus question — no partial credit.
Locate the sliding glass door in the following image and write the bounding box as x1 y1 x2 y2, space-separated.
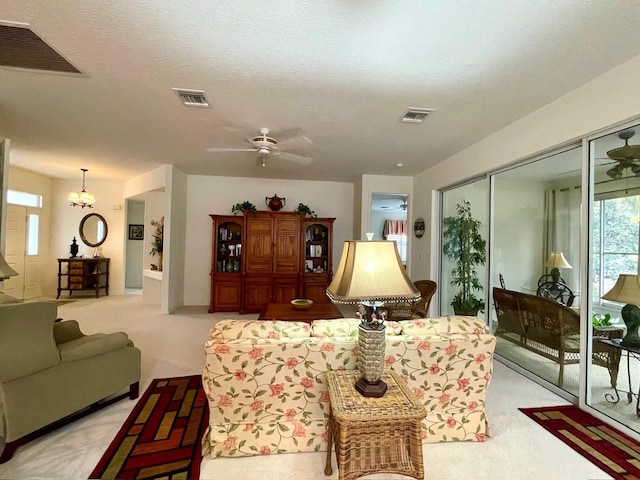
440 179 489 320
587 123 640 433
490 145 582 397
437 120 640 438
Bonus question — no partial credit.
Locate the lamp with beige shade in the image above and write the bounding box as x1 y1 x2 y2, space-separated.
326 240 420 397
602 274 640 348
542 251 572 284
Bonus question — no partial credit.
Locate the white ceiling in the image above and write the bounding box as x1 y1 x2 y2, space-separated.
3 1 640 182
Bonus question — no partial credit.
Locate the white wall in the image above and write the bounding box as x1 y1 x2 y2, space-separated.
492 179 546 292
165 167 187 313
184 175 354 306
125 200 144 288
412 53 640 281
142 191 165 306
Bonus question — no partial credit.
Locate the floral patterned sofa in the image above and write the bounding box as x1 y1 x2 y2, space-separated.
202 316 496 458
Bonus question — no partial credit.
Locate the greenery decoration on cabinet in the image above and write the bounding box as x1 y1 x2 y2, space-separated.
149 217 164 271
442 200 486 315
295 203 317 218
231 201 257 215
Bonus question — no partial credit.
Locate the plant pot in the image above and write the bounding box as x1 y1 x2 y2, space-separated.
453 306 479 316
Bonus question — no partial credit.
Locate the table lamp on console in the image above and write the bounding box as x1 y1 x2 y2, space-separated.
602 274 640 349
326 240 420 397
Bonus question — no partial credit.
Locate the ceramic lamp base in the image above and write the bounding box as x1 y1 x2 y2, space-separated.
356 322 386 397
621 304 640 349
355 378 387 398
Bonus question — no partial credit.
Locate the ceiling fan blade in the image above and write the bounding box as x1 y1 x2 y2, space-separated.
206 147 257 153
276 151 314 165
275 128 313 148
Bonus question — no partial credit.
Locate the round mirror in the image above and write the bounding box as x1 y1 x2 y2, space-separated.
79 213 108 247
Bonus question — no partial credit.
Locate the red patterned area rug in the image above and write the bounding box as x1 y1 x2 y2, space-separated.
520 405 640 480
90 375 209 480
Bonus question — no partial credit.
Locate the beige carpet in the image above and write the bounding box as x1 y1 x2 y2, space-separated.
0 295 614 480
496 336 640 425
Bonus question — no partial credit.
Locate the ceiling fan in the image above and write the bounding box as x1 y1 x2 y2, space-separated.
603 131 640 179
206 127 313 167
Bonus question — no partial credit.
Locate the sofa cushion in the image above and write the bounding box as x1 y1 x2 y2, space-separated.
400 316 489 336
311 318 402 339
210 320 311 340
58 332 132 362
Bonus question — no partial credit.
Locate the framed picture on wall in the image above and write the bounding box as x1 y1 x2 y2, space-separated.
128 224 144 240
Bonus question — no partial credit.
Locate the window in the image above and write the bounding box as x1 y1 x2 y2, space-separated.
386 234 407 264
383 220 408 264
7 190 42 208
27 214 39 255
592 195 639 303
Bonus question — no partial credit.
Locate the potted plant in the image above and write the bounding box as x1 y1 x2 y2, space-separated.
149 217 164 271
295 203 317 218
442 200 487 315
231 201 257 215
592 313 612 327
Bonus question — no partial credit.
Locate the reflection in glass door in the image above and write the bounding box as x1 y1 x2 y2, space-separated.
440 179 489 321
490 145 582 397
588 124 640 435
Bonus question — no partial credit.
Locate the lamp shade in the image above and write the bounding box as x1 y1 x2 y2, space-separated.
602 274 640 305
326 240 420 304
543 252 572 269
0 253 18 280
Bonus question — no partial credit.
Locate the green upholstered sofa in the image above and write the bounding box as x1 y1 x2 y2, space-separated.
0 302 141 463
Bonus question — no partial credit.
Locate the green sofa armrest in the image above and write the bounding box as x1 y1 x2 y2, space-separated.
57 332 133 363
53 320 85 344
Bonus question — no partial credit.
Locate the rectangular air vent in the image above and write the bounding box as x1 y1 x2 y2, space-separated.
0 22 80 73
172 88 210 107
401 108 435 124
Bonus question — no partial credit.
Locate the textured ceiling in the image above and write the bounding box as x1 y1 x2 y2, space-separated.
2 1 640 182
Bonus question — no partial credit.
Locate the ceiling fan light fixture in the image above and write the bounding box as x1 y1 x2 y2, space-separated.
607 165 624 179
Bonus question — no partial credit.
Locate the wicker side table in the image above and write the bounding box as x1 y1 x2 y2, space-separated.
324 369 426 480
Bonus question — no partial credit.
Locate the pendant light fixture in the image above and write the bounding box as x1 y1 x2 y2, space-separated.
68 168 95 208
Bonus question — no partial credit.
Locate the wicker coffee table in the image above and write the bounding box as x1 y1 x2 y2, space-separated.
324 369 426 480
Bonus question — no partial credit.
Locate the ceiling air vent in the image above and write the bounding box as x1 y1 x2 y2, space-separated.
0 22 81 73
172 88 210 107
401 108 435 124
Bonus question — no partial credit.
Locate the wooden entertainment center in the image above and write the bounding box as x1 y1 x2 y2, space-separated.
209 211 335 313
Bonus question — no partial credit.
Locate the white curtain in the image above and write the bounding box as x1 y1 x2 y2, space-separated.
383 220 407 238
544 187 581 289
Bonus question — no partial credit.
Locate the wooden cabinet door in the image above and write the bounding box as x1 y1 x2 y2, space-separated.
213 279 242 311
244 278 272 312
273 217 300 274
303 275 331 303
246 216 272 274
273 275 299 303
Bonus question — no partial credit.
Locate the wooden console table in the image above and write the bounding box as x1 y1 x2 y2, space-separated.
57 258 110 298
258 302 343 323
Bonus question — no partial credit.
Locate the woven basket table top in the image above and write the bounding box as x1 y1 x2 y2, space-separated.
326 369 426 422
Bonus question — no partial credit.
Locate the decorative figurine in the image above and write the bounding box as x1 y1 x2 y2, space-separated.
69 237 79 258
